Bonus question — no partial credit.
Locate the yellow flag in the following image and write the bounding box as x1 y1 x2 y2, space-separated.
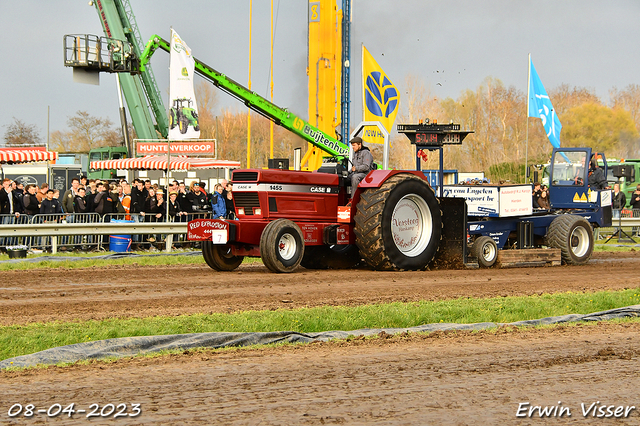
362 45 400 144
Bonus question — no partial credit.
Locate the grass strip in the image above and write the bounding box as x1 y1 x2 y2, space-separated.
1 288 639 361
0 253 261 271
0 254 206 270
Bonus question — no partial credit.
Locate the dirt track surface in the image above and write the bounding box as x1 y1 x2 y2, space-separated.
2 251 640 424
1 323 639 424
1 251 640 326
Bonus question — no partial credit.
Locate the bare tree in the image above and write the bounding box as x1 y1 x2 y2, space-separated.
610 84 640 133
50 111 121 152
3 118 43 147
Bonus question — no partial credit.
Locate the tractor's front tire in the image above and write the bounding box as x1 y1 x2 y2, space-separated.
260 219 305 273
545 214 594 265
202 241 244 271
354 174 442 270
471 236 498 268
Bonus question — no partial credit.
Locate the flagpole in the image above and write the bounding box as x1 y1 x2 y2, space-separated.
361 44 364 123
525 53 531 181
269 0 274 159
247 0 252 168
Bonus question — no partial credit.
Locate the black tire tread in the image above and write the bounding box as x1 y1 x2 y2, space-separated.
354 173 441 270
471 236 497 268
202 241 244 271
260 219 305 273
545 214 593 265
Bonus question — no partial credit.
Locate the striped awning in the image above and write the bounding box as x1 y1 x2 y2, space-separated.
90 155 240 171
0 149 58 164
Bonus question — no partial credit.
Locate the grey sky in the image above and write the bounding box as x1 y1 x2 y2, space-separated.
2 0 639 142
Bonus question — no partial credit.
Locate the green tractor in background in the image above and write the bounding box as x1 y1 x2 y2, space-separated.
169 98 200 134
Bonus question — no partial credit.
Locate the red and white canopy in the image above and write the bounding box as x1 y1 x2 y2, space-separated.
0 149 58 164
90 155 240 171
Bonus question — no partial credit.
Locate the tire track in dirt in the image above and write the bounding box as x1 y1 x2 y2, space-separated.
1 251 639 326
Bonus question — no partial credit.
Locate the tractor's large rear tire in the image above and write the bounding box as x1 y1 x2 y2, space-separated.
260 219 305 273
301 244 361 269
354 174 442 270
202 241 244 271
545 214 594 265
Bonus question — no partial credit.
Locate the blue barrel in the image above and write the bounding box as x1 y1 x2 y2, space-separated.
109 219 134 252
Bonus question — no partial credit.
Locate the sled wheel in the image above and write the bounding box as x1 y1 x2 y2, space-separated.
354 173 442 270
301 244 361 269
260 219 305 273
471 236 498 268
202 241 244 271
545 214 594 265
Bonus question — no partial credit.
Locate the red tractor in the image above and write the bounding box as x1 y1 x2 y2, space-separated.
188 123 470 273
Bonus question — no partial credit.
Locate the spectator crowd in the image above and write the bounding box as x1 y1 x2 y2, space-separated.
0 176 236 222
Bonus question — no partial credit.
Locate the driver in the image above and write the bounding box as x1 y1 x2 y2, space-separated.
572 156 587 185
588 157 607 190
348 137 374 199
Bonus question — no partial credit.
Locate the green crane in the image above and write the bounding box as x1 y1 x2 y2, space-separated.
139 35 350 160
89 0 169 139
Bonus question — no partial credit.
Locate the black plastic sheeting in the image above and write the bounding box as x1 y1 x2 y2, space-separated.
0 251 202 264
2 305 639 369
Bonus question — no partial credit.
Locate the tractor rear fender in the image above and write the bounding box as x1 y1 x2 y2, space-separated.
357 169 429 189
351 170 432 216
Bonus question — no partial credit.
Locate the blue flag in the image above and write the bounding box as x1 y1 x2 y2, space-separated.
528 58 561 148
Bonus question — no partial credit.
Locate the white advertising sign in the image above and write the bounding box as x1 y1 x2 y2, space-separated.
499 185 532 217
599 189 612 207
169 29 200 140
442 185 499 217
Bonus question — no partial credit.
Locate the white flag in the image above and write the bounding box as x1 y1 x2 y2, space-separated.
168 29 200 140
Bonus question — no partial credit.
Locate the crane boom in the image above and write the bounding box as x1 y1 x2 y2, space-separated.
91 0 169 138
139 35 350 160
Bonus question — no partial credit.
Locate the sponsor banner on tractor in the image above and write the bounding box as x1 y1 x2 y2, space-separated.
443 184 532 218
499 186 533 217
187 219 228 241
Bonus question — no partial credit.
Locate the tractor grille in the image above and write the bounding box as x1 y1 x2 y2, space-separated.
232 171 258 182
233 192 260 216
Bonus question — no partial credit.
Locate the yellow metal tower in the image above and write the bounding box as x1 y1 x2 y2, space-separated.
303 0 342 170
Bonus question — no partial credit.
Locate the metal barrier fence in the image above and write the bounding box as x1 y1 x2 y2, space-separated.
595 209 640 241
0 211 212 253
5 208 637 253
30 213 102 252
0 214 31 248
